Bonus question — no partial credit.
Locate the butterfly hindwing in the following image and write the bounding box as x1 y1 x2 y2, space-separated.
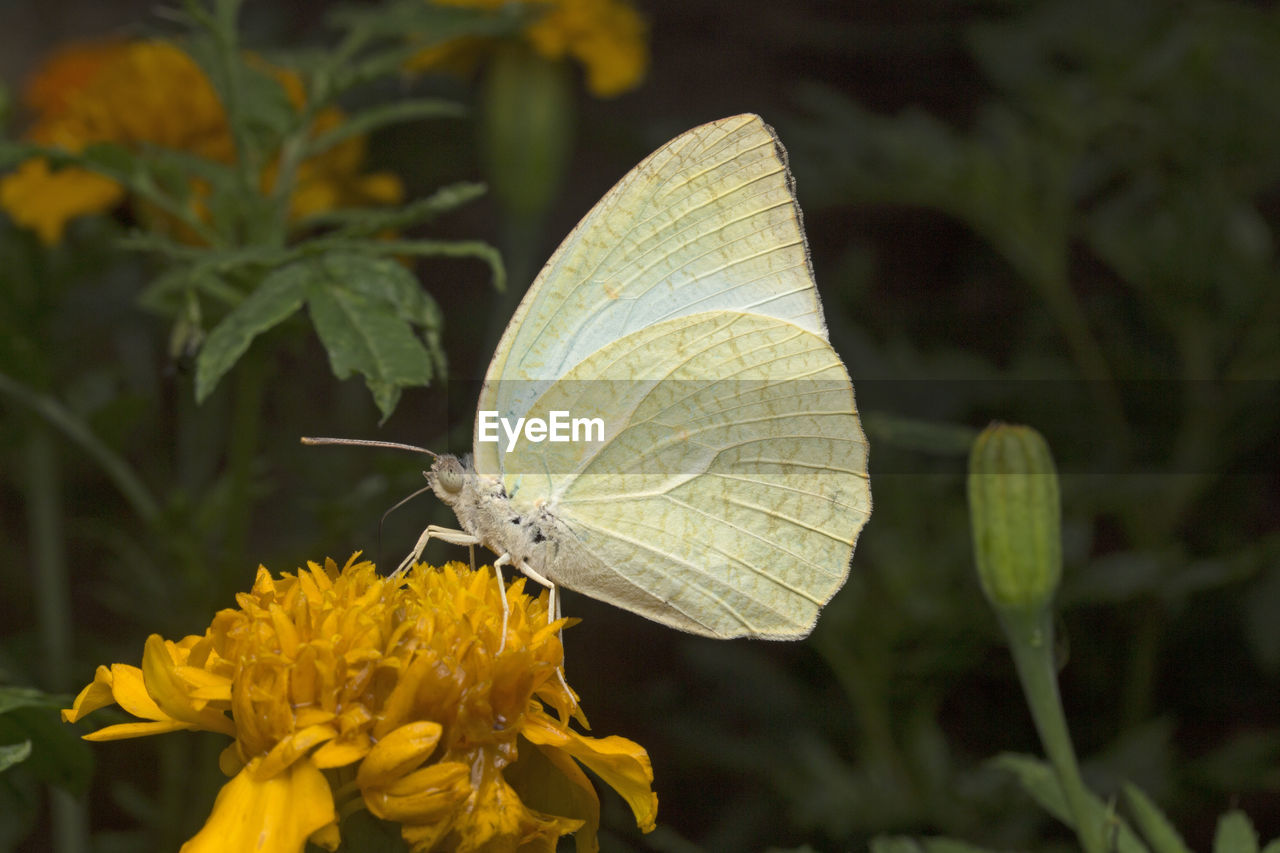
501 311 869 638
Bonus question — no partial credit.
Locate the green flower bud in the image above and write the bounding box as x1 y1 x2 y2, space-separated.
967 423 1062 612
480 44 574 220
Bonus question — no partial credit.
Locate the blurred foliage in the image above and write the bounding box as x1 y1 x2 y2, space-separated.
1 0 1279 850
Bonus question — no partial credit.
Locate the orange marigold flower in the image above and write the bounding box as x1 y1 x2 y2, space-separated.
63 556 658 853
409 0 648 98
0 39 403 245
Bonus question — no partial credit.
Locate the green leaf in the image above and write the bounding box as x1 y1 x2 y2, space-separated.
872 837 1013 853
302 254 437 418
991 753 1070 822
183 12 297 182
0 741 32 774
0 705 92 793
991 753 1149 853
234 63 298 148
194 262 309 401
328 0 531 44
1123 783 1192 853
1215 812 1260 853
330 254 435 324
295 182 488 239
863 412 977 456
307 99 465 159
0 140 35 168
309 237 506 292
0 687 70 715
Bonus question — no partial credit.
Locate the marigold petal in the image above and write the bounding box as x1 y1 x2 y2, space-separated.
141 635 236 736
309 821 341 852
62 665 118 723
311 736 371 769
257 724 338 779
362 760 470 823
219 742 245 777
356 721 444 788
180 758 336 853
453 764 583 853
505 737 601 853
82 720 197 741
175 665 233 704
522 711 657 833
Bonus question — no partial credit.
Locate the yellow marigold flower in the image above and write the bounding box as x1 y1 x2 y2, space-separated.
0 40 403 245
410 0 648 98
63 557 658 853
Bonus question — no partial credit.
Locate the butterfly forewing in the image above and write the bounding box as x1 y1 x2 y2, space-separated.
476 114 828 478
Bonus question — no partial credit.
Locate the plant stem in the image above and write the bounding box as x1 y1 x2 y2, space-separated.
224 355 267 570
0 371 159 523
1001 607 1106 853
1033 268 1131 464
23 425 91 853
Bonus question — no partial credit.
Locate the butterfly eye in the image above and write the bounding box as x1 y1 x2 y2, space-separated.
437 466 464 494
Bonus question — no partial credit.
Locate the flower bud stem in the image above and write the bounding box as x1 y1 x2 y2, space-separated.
1001 607 1106 853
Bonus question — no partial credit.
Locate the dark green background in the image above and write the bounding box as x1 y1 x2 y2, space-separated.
2 1 1279 850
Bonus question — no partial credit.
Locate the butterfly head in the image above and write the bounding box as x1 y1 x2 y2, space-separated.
426 453 472 507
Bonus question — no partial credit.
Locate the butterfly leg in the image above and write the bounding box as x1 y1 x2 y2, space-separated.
491 553 513 652
394 525 480 578
508 559 574 704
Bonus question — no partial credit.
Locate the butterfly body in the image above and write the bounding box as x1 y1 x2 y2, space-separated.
427 452 716 635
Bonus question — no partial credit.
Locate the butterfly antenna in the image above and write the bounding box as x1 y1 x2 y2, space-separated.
301 436 440 569
377 484 436 569
301 436 438 458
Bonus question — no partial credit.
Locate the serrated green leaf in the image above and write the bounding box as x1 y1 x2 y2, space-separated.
184 27 297 182
1215 812 1260 853
1260 840 1280 853
991 753 1149 853
0 741 32 774
295 182 488 238
870 837 923 853
308 237 505 291
1123 783 1192 853
307 99 465 159
303 257 435 418
235 63 298 145
310 253 438 330
194 263 309 401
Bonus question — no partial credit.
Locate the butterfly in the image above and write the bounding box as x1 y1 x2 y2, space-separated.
313 114 870 641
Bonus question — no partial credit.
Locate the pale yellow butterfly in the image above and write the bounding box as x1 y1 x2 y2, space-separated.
314 114 870 639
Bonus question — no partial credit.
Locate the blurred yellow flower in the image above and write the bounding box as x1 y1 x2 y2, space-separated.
0 40 403 245
63 556 657 853
410 0 648 98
